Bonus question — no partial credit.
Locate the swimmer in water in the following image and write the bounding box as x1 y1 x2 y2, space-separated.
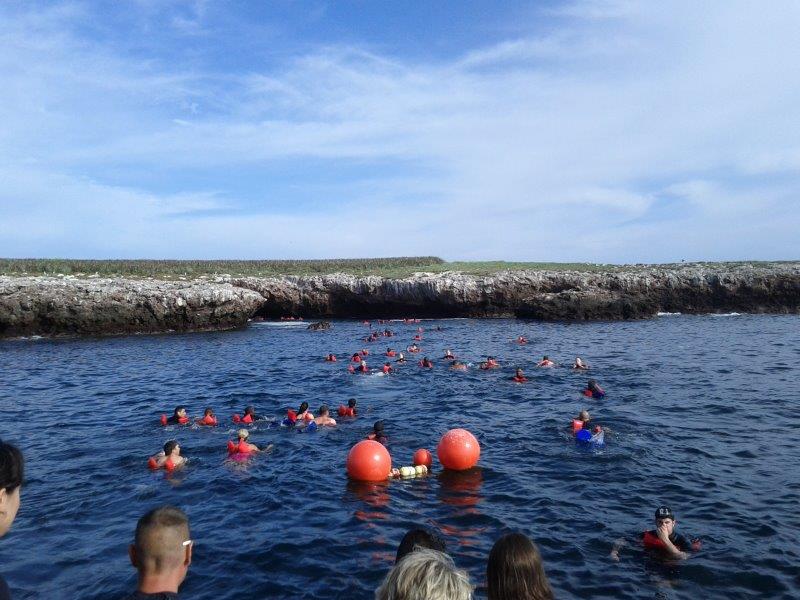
351 352 361 363
450 360 468 371
386 348 397 357
480 356 499 369
383 362 394 374
296 401 315 421
325 353 337 362
358 360 369 373
536 355 555 368
513 368 528 382
516 336 528 344
396 352 406 363
196 408 217 426
407 343 420 353
165 406 189 425
313 405 337 427
610 506 698 561
347 398 357 415
234 429 261 452
419 357 434 368
573 357 589 370
443 349 455 360
585 379 605 398
243 405 265 422
367 420 388 445
361 348 370 356
150 440 186 469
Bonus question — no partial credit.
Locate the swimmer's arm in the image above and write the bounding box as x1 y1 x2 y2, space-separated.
660 535 690 560
610 538 627 561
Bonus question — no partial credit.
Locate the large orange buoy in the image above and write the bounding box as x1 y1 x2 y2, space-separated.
346 440 392 482
437 429 480 471
413 448 433 469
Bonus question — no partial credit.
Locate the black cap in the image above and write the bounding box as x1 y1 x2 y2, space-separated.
374 420 385 432
655 506 675 520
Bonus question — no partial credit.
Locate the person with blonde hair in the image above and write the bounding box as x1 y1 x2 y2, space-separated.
375 548 472 600
487 533 554 600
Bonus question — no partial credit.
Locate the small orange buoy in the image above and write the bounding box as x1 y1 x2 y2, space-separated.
346 440 392 482
413 448 433 469
437 429 480 471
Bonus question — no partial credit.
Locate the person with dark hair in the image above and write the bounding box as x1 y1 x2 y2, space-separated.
367 421 388 445
296 402 314 422
487 533 553 600
242 405 265 422
165 406 188 425
536 356 555 368
149 441 186 470
584 379 605 398
395 528 447 564
313 405 337 427
610 506 699 562
1 440 24 600
126 506 192 599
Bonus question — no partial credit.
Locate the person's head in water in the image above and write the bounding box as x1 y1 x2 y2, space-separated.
373 420 385 436
237 429 249 441
0 440 24 538
348 398 357 409
395 528 447 564
244 406 256 417
588 379 600 391
173 406 187 418
129 506 192 596
163 440 181 457
487 532 553 600
542 356 549 361
298 401 309 414
318 405 329 418
515 368 524 376
654 506 677 536
203 408 213 417
579 410 590 422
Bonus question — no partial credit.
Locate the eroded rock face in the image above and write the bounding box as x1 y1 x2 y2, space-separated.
0 277 264 338
1 263 799 338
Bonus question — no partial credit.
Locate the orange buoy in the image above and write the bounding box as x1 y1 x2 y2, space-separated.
437 429 480 471
413 448 433 469
346 440 392 482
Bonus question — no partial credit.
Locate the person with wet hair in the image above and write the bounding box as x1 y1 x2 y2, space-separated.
0 440 24 600
149 440 186 470
296 401 314 422
375 548 472 600
486 533 554 600
165 406 188 425
313 405 337 427
126 506 192 599
395 528 447 564
367 421 388 445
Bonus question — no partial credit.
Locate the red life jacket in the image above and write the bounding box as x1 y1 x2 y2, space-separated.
348 365 355 373
571 419 584 433
513 376 527 382
642 530 667 550
382 365 392 374
200 415 217 425
227 439 252 455
242 413 253 424
359 364 368 372
386 351 396 357
583 389 593 397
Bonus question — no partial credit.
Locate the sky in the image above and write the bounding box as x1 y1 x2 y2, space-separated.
1 0 799 263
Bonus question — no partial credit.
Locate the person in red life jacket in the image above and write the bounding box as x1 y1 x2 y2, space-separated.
584 379 606 398
196 408 217 426
407 343 420 353
443 349 455 360
396 352 407 363
296 401 315 422
384 329 393 337
611 506 699 561
338 398 357 417
573 357 589 370
230 429 261 453
149 440 186 470
536 355 556 368
512 368 528 382
516 335 528 344
234 405 265 424
164 406 189 425
480 356 499 370
361 348 370 356
313 405 337 427
347 364 356 373
450 360 468 371
366 420 388 445
383 362 394 374
358 360 369 373
419 357 433 368
571 410 592 433
386 348 397 357
351 353 362 363
325 353 338 362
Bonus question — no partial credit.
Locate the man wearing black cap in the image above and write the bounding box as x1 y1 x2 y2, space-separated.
610 506 696 561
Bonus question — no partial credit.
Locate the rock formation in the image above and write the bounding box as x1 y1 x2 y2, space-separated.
1 262 798 338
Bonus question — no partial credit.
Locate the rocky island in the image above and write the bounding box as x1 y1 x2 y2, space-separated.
1 262 798 338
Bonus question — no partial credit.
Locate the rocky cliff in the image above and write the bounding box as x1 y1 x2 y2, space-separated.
2 263 799 338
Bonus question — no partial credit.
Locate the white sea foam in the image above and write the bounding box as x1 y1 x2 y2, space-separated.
710 312 742 317
657 312 682 316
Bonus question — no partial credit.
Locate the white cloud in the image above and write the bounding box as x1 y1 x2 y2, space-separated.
0 1 799 261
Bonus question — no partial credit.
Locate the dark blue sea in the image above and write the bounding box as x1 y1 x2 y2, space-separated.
1 315 799 599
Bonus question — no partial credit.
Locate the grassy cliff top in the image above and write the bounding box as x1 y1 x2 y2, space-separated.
0 258 795 279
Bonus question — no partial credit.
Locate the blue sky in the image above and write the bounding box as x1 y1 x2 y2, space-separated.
1 0 799 262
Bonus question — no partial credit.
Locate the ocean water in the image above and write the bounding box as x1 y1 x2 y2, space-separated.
1 315 799 599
